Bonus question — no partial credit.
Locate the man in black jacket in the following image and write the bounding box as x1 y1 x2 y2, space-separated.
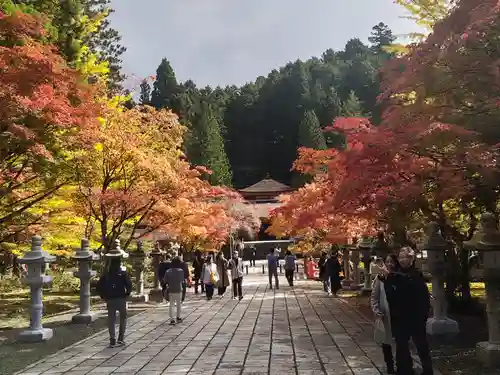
384 247 433 375
97 256 132 347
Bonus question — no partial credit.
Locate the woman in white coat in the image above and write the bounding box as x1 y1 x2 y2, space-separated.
370 253 398 375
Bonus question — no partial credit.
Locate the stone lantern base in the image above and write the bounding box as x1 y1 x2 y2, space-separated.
426 317 459 336
341 279 352 288
360 286 372 296
148 289 163 303
350 283 362 291
72 312 97 324
130 293 149 303
18 327 53 343
477 341 500 367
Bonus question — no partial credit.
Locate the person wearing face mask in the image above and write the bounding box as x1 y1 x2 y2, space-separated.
382 247 433 375
228 250 244 300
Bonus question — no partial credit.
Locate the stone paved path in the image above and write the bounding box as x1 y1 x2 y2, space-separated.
18 276 435 375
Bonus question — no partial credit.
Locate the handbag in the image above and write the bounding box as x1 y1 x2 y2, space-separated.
209 266 218 284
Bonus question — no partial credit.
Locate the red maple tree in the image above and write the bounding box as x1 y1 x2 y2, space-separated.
0 10 101 247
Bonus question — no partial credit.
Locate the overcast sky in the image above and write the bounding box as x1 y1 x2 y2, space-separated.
110 0 416 88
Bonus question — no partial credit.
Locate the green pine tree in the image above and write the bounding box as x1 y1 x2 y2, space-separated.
292 110 326 188
57 0 85 64
368 22 397 53
188 102 232 186
151 58 181 113
139 79 151 105
342 90 364 116
298 110 326 149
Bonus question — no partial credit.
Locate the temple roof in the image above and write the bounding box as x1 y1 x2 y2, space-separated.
239 178 293 194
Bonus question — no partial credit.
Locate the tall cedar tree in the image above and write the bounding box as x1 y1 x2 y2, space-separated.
293 110 326 187
297 110 326 150
151 58 182 113
189 102 232 186
342 91 364 116
83 0 126 92
139 79 151 105
368 22 396 52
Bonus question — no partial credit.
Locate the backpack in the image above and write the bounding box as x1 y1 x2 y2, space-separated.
98 272 127 300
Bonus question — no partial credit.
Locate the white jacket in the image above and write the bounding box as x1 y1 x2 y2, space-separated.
202 263 218 285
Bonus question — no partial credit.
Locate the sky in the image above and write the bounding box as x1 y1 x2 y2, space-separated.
110 0 417 89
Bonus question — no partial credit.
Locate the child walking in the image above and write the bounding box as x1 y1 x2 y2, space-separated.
164 255 186 325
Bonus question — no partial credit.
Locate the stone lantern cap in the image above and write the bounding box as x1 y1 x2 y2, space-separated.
371 232 388 250
477 213 500 251
130 241 147 259
150 243 164 256
72 238 99 261
357 236 372 250
104 239 129 258
18 236 56 264
423 222 447 251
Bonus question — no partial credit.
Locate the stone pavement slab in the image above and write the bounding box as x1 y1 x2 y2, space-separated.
17 275 439 375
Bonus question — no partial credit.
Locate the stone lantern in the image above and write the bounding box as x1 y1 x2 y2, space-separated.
148 242 164 301
341 246 352 288
350 243 362 291
468 213 500 366
372 232 389 258
423 222 459 336
17 236 56 342
129 241 148 302
72 238 99 324
358 236 373 294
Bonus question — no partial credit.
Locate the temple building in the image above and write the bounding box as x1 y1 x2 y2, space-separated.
238 178 293 241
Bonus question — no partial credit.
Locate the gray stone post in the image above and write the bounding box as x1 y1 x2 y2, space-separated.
423 222 459 336
17 236 56 342
341 247 352 288
148 244 164 301
72 238 99 324
358 236 373 295
350 248 361 291
469 213 500 366
130 241 148 302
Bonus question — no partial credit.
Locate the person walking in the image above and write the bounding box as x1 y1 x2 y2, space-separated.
164 255 185 325
325 251 342 296
97 248 132 348
383 247 433 375
371 254 398 374
318 251 328 292
192 251 205 294
284 250 296 286
215 251 230 297
250 246 257 267
177 252 190 302
267 248 279 289
202 256 218 300
228 250 244 300
158 254 172 303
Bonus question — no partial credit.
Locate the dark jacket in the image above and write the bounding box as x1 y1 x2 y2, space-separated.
97 271 132 301
325 257 341 277
192 257 203 278
158 260 171 287
318 256 327 277
384 266 430 333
